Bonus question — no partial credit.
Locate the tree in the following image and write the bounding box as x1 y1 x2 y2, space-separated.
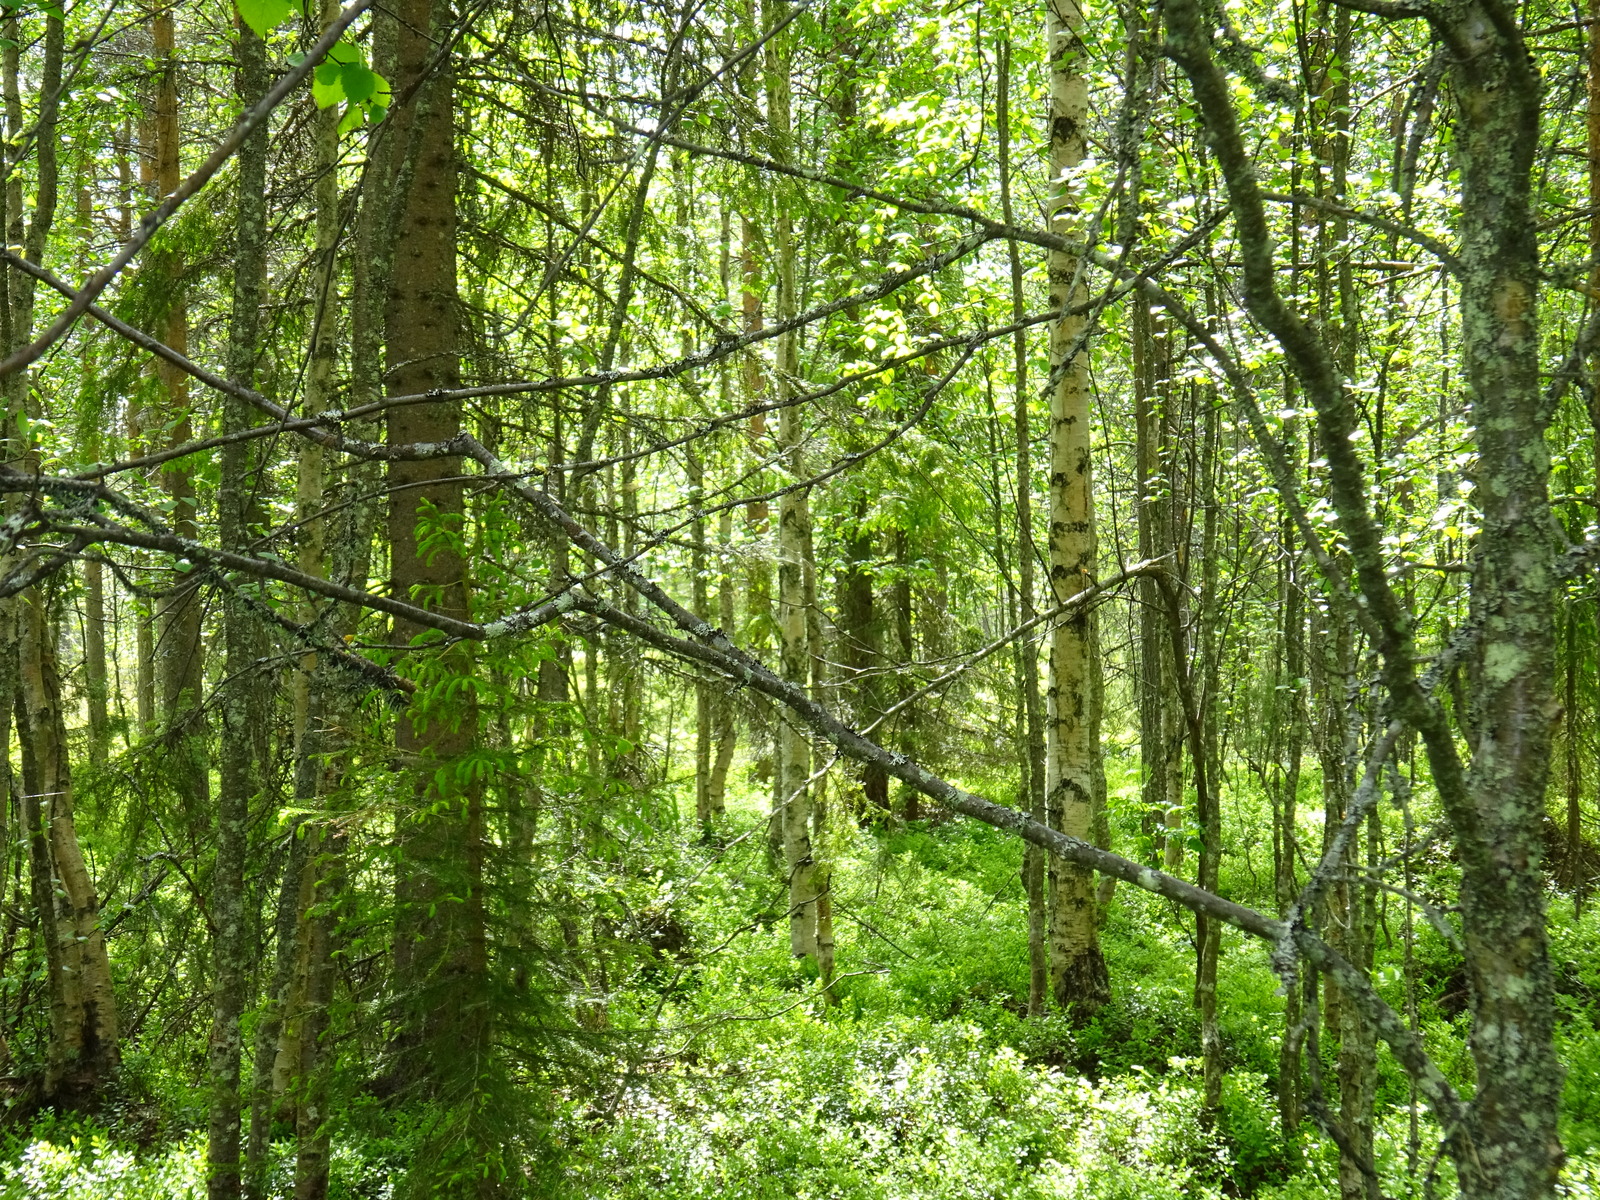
1042 0 1109 1020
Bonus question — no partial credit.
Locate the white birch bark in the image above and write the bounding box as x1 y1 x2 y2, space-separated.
1043 0 1109 1017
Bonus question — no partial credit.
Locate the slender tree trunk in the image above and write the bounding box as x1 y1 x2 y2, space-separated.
741 216 778 843
293 811 343 1200
19 592 119 1106
706 224 737 821
1274 514 1306 1139
1195 390 1223 1113
1567 609 1585 905
124 94 156 739
1134 301 1176 870
152 6 207 754
74 180 109 760
891 532 917 821
802 479 833 990
248 13 375 1193
708 514 737 818
1584 0 1600 910
1310 12 1378 1183
691 451 715 827
1042 0 1108 1020
206 15 270 1196
838 499 886 817
766 0 818 970
244 829 306 1200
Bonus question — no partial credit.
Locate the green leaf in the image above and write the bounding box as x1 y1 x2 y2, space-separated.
367 73 392 122
337 103 365 135
312 63 344 108
326 38 362 66
340 62 376 104
235 0 292 39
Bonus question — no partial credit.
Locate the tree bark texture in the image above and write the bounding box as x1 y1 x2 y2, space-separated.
19 591 119 1105
1043 0 1109 1021
382 0 491 1145
152 6 207 739
208 16 270 1197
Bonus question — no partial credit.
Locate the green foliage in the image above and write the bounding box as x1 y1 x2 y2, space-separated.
0 1128 205 1200
307 39 389 132
561 1016 1238 1200
235 0 291 40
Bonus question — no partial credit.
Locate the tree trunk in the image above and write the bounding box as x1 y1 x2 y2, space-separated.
74 180 109 761
247 12 376 1193
1165 0 1562 1190
5 3 115 1110
1443 8 1562 1194
838 499 886 817
1273 515 1306 1140
1042 0 1108 1021
1583 0 1600 912
691 451 715 827
741 215 778 844
891 532 918 822
207 15 270 1197
152 5 207 751
709 504 737 817
19 592 119 1106
767 0 819 971
1195 388 1223 1114
382 2 491 1183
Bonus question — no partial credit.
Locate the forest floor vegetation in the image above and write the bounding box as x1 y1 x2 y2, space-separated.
6 766 1600 1198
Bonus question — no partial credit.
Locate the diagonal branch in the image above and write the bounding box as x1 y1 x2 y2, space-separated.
432 432 1468 1137
563 586 1467 1137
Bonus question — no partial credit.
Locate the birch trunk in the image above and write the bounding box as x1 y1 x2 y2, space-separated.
1043 0 1108 1019
19 592 119 1105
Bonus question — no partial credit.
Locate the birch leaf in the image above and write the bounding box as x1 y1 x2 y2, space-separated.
235 0 292 39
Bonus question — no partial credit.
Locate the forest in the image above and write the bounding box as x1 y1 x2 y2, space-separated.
0 0 1595 1195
